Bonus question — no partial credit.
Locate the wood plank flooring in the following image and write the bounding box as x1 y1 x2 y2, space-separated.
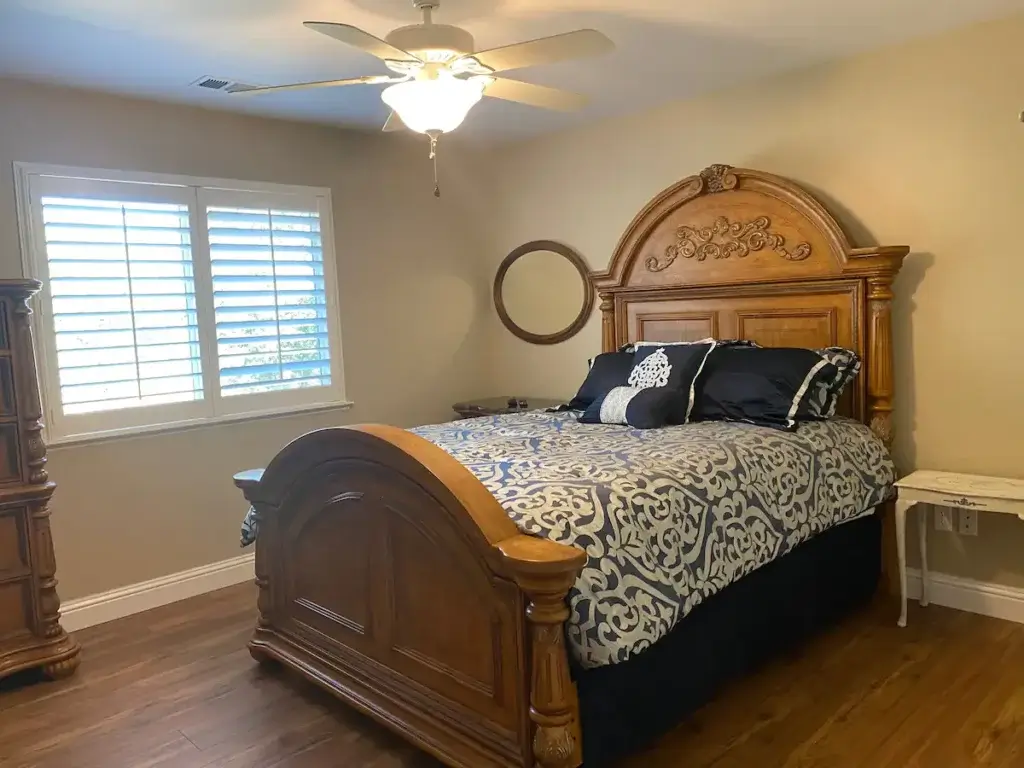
1 585 1023 767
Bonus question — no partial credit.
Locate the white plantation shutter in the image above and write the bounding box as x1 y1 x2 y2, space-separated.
206 204 332 398
40 196 204 415
19 167 346 442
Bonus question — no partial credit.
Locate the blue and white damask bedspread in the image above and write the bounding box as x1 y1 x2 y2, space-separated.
411 412 894 668
241 411 894 669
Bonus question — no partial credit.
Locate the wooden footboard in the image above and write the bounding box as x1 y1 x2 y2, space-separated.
234 425 586 768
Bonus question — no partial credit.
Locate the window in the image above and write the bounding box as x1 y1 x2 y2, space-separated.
16 165 347 443
206 203 331 399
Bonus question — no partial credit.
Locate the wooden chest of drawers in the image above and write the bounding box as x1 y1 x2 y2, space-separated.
0 280 79 681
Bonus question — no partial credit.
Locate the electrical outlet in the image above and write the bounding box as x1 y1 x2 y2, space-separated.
935 507 954 532
958 509 979 536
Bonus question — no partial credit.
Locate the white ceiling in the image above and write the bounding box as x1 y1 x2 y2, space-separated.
2 0 1022 143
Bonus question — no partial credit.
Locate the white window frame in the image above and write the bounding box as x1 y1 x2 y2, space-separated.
14 162 351 446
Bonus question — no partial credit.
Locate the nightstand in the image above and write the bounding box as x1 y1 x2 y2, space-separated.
452 396 565 420
893 470 1024 628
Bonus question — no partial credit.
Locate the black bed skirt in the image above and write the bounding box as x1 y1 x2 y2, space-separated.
574 512 882 767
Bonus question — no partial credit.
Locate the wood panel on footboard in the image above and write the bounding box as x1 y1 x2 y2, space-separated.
235 424 585 768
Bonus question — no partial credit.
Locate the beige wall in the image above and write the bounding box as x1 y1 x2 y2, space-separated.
0 78 490 599
481 15 1024 586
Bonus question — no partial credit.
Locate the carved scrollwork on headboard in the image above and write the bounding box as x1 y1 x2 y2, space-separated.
646 216 812 272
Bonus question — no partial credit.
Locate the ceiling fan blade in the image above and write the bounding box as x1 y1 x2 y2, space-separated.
304 21 420 63
456 29 613 74
382 111 405 132
228 75 398 95
482 77 588 112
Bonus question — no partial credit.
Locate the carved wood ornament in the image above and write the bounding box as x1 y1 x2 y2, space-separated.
232 165 907 768
647 215 812 271
700 163 738 193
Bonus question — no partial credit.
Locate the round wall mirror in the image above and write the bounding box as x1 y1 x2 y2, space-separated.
494 241 595 345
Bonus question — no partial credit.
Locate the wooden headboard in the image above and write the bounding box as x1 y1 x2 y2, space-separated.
592 164 908 449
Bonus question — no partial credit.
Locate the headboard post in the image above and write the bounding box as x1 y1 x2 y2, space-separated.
599 292 615 353
866 274 896 450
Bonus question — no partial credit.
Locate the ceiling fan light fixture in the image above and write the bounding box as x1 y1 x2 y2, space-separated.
381 75 485 134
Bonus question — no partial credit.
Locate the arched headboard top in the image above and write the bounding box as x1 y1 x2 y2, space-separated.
593 164 906 292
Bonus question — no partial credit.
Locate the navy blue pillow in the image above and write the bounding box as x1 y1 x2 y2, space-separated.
567 351 635 410
628 341 717 424
578 386 675 429
692 346 841 430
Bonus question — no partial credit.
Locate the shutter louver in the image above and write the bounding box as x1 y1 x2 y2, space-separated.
207 206 332 397
40 197 203 415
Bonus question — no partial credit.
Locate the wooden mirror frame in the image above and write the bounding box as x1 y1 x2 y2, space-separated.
493 240 595 345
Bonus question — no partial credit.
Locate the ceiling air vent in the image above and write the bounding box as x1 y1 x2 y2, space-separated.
189 76 257 93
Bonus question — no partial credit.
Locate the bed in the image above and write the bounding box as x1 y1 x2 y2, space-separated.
233 164 908 768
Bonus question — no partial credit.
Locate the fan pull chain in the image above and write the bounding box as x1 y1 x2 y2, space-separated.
428 131 441 198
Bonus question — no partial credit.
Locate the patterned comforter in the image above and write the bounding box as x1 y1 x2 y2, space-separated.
241 411 894 669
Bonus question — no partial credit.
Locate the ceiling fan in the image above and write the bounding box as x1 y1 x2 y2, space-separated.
230 0 614 193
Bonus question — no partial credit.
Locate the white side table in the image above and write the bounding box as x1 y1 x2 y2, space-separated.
893 470 1024 627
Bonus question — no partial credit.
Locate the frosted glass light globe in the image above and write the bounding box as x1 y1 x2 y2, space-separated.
381 75 485 134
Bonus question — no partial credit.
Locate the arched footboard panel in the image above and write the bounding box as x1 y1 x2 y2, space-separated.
236 425 586 768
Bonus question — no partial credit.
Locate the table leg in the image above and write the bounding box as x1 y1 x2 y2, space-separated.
918 504 929 608
895 499 912 627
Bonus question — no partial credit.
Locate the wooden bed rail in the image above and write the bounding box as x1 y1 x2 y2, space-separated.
235 424 586 768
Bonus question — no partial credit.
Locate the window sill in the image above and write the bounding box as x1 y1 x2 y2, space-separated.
48 400 355 449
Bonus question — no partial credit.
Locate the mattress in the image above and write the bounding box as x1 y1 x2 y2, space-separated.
411 411 894 668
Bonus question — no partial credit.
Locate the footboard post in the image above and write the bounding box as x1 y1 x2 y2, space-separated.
499 536 587 768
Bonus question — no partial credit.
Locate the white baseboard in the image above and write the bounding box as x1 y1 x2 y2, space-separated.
60 553 255 633
906 568 1024 624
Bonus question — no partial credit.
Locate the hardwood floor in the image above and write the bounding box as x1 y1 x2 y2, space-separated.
1 585 1023 768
